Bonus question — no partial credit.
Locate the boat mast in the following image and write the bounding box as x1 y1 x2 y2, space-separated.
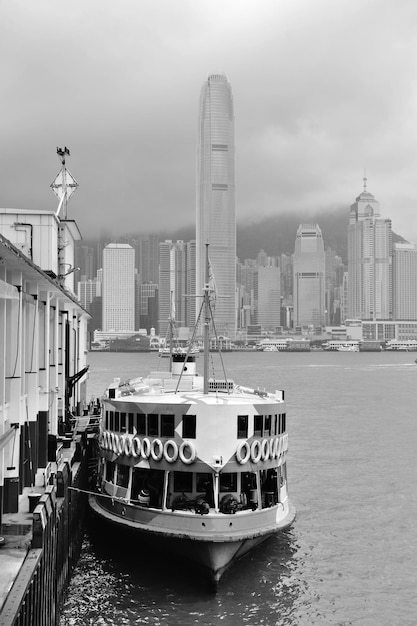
203 243 210 394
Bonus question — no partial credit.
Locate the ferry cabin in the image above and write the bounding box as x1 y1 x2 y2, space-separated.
98 392 289 515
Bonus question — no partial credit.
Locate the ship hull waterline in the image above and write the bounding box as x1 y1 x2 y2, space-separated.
89 494 296 586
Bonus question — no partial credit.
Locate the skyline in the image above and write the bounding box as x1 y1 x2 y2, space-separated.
2 1 417 243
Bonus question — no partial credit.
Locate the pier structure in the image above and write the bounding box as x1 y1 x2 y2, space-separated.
0 150 91 623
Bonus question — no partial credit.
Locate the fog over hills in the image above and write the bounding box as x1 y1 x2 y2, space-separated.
165 206 406 264
167 206 351 262
88 207 405 266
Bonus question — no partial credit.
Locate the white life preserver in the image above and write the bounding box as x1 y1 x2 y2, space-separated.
179 441 196 465
110 432 119 454
150 438 164 461
261 438 270 461
235 441 251 464
131 436 141 458
250 440 262 463
123 436 133 456
119 434 126 455
141 437 151 458
163 439 179 463
101 431 109 449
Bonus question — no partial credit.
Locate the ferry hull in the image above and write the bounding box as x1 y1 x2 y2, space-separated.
89 494 296 585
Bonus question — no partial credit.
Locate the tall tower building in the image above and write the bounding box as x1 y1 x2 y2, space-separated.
347 181 392 320
158 240 191 338
196 74 236 338
102 243 135 332
392 242 417 320
256 265 281 331
293 224 325 327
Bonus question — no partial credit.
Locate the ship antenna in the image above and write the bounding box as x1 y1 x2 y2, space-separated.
203 243 210 394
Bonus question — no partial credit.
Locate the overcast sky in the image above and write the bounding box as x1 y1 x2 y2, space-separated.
2 0 417 242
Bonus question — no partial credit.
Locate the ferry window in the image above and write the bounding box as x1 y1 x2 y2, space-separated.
120 412 127 433
220 473 237 492
147 414 159 436
278 414 282 434
173 471 193 493
273 415 278 435
137 414 146 435
183 414 196 439
109 411 114 430
105 461 115 482
254 415 263 437
196 473 212 492
264 415 271 436
282 413 286 432
128 413 134 434
116 464 130 488
161 415 175 437
115 412 120 432
237 415 248 439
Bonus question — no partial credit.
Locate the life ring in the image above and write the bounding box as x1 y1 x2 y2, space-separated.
101 431 109 449
123 436 133 456
270 437 279 459
269 438 276 459
110 432 119 454
261 438 270 461
150 438 164 461
119 435 126 455
236 441 251 464
163 439 179 463
141 437 151 458
250 440 262 463
179 441 196 464
131 436 141 458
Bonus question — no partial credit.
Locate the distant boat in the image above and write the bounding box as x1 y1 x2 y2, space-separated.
159 345 200 358
337 344 359 352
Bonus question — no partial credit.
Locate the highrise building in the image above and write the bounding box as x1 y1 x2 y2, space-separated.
102 243 135 332
196 74 236 338
77 277 101 311
293 224 325 327
133 234 160 284
347 182 392 320
256 265 281 330
159 240 193 338
392 242 417 320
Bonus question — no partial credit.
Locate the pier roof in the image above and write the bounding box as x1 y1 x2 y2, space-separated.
0 231 88 314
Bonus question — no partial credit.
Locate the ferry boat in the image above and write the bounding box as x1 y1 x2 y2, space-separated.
337 343 359 352
89 249 295 586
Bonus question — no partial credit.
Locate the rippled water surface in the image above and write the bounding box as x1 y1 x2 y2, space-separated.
60 351 417 625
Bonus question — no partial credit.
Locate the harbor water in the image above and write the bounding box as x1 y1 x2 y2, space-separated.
60 350 417 625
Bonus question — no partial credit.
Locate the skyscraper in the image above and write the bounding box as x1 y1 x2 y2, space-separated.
347 182 392 320
392 242 417 320
196 74 236 338
293 224 325 327
102 243 135 332
256 265 281 331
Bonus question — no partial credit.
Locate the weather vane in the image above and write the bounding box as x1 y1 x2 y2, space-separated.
50 146 79 219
